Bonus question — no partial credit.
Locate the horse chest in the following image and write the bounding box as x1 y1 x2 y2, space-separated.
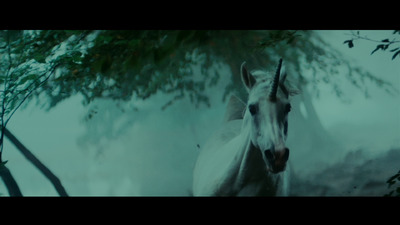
203 143 277 196
233 148 279 196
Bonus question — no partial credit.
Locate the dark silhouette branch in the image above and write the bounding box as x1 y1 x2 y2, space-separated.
0 164 22 196
346 31 400 44
4 128 68 196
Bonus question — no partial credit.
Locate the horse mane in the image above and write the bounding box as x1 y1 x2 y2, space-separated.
224 95 246 123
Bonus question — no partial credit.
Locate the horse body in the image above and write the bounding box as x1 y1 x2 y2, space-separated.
193 59 294 196
193 98 282 196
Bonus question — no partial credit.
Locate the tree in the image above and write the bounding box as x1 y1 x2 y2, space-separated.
27 31 398 155
0 30 68 196
27 30 396 111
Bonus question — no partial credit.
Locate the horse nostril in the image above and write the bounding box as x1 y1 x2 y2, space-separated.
283 148 289 161
264 148 289 173
264 150 275 163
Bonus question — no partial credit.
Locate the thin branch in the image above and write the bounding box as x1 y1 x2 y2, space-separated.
4 63 59 127
346 31 400 44
4 72 48 111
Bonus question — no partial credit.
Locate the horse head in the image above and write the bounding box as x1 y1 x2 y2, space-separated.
241 58 292 173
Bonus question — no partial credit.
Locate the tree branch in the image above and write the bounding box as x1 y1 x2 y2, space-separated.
0 164 22 196
346 31 400 44
4 127 68 196
4 63 59 128
0 36 13 161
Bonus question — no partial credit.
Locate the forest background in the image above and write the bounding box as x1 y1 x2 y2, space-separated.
0 30 398 196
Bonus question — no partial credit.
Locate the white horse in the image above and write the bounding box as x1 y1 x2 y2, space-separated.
193 59 295 196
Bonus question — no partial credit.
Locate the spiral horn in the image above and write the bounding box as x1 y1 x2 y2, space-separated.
269 58 283 100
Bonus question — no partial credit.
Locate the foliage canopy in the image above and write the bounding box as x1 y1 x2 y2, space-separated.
0 30 395 116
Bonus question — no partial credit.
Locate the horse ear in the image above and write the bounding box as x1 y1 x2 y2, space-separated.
240 62 256 91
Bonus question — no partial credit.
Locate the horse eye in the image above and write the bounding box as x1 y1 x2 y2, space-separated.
248 104 258 115
285 104 291 113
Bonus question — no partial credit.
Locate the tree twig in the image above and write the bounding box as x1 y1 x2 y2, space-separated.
346 31 400 44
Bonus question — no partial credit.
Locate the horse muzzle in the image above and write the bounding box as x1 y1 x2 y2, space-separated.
264 148 289 173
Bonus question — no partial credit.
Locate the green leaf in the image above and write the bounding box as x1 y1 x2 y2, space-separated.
386 170 400 187
390 47 399 52
33 52 47 63
154 47 174 64
19 74 38 85
343 40 354 48
128 39 141 48
392 50 400 60
175 30 195 44
70 51 82 62
371 44 384 55
102 35 113 44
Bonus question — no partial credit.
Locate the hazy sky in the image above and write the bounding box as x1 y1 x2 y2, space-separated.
316 30 399 152
0 30 399 196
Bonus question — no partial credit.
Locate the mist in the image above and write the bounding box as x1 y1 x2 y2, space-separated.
0 30 399 196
